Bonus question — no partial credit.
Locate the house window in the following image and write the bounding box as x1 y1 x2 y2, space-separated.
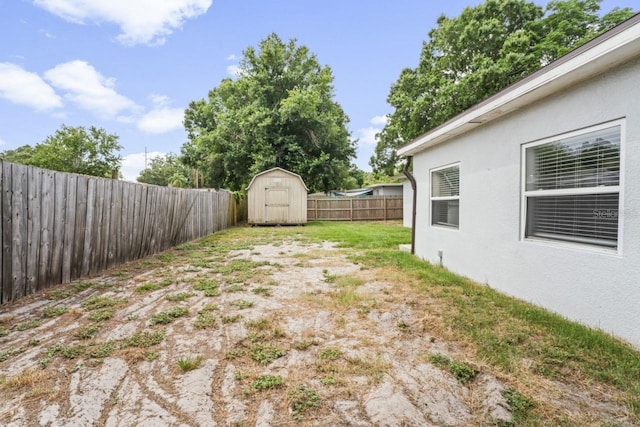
522 122 622 249
431 163 460 228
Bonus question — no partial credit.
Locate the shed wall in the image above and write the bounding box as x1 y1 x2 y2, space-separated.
247 170 307 224
412 56 640 346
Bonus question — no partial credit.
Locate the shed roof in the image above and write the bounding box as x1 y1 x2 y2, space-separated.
397 13 640 157
246 167 309 191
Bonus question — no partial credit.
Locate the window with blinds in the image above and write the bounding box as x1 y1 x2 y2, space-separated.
431 164 460 228
523 123 621 249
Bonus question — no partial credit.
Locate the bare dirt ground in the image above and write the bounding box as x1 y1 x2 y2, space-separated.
0 230 633 426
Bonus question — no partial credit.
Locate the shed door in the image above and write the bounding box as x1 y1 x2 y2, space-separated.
265 187 289 223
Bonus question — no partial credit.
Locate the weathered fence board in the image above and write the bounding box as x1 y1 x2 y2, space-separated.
0 161 234 304
307 196 403 221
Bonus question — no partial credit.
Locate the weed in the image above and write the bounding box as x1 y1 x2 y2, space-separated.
321 374 336 385
0 326 9 337
293 340 320 351
234 370 249 381
226 284 244 293
47 289 73 300
198 304 218 313
73 281 95 292
88 308 117 322
0 347 24 362
146 352 159 361
29 338 40 346
120 330 165 348
157 253 176 263
252 287 271 296
193 279 219 292
38 343 63 367
15 319 42 331
289 385 320 419
428 354 478 384
165 292 196 302
252 374 283 390
177 355 202 372
222 315 241 324
88 342 115 358
397 321 411 332
502 387 536 424
75 325 100 340
150 307 189 325
319 347 342 361
135 278 173 293
61 345 85 359
232 300 254 310
43 305 68 318
193 313 216 329
250 343 286 364
226 349 246 360
82 296 127 310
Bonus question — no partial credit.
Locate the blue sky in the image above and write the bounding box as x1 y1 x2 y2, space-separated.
1 0 637 181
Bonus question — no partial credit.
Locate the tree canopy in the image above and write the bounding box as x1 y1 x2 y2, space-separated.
137 153 193 187
370 0 635 176
1 125 122 178
182 33 355 193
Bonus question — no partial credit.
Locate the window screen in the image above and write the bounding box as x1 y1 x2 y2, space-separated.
431 164 459 228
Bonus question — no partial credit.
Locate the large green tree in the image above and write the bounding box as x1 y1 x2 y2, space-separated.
371 0 634 176
182 33 355 193
1 125 122 178
137 153 193 187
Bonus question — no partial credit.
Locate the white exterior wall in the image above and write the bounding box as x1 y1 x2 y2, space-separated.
412 56 640 347
403 180 413 228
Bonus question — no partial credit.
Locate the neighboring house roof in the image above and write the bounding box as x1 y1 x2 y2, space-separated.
367 183 403 189
398 13 640 157
246 167 309 191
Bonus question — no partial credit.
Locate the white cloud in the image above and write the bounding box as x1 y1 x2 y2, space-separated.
137 108 183 134
136 93 184 134
370 115 388 126
121 151 165 181
0 62 63 111
356 126 380 146
33 0 212 46
226 54 237 61
40 29 56 38
44 60 139 118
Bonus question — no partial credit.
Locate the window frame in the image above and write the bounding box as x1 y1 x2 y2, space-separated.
520 120 625 254
430 162 460 230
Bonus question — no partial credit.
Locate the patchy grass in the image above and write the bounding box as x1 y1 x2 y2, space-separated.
82 296 127 310
15 319 43 331
75 325 100 340
165 292 196 302
150 307 189 325
177 355 202 372
0 347 24 362
289 385 320 420
428 353 478 384
135 278 173 293
88 308 117 322
88 342 115 358
232 300 254 310
120 330 165 348
252 374 284 390
250 343 286 364
43 305 68 318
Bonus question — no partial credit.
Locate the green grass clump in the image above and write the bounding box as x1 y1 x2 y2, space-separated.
289 385 320 419
193 313 216 329
165 292 196 302
502 387 536 424
428 354 478 384
61 345 85 359
177 355 202 372
225 349 246 360
82 296 127 310
135 278 173 293
221 315 241 324
252 374 283 390
75 325 100 340
252 287 271 296
15 319 43 331
150 307 189 325
250 343 286 364
88 342 115 358
0 347 24 362
0 326 9 337
43 305 68 318
319 347 342 361
193 279 220 296
88 308 117 322
120 330 165 348
232 300 254 310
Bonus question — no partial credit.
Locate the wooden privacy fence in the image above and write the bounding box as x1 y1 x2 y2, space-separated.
1 161 234 304
307 196 402 221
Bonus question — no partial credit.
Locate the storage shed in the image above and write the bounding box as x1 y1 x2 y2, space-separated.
247 167 308 225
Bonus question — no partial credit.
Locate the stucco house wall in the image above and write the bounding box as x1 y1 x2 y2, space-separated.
404 22 640 347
